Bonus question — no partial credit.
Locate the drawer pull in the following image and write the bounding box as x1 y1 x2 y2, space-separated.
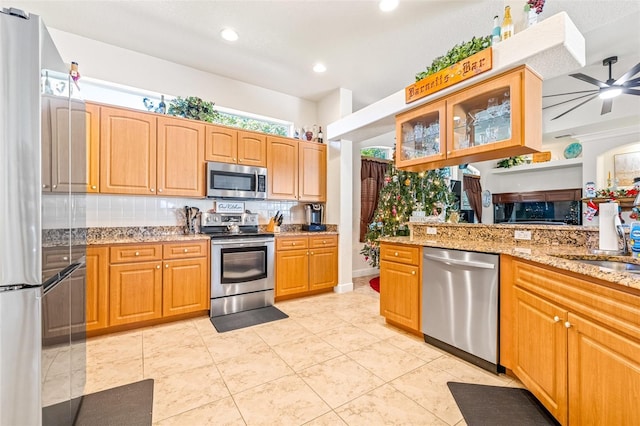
184 248 188 253
156 265 160 269
135 252 140 256
310 251 314 255
165 264 169 268
394 252 399 256
323 240 326 244
292 242 296 246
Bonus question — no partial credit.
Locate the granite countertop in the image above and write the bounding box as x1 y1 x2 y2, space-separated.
380 236 640 292
88 234 212 245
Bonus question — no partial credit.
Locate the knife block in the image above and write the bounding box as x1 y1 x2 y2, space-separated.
266 218 275 232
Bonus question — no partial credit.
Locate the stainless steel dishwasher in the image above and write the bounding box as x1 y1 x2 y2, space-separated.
422 247 501 373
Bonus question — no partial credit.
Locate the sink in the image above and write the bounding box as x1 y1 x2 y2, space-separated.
576 259 640 274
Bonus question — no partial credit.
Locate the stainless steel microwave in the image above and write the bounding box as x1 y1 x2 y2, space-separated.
206 162 267 199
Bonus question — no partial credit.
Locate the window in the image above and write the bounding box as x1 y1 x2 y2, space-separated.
361 146 392 160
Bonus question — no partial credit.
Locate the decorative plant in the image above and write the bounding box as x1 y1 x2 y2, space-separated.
415 35 492 82
168 96 220 122
497 155 526 168
525 0 545 13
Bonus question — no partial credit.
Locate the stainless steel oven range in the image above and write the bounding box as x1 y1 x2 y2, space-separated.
201 212 274 317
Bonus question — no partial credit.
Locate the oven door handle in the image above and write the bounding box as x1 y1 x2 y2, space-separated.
212 239 273 248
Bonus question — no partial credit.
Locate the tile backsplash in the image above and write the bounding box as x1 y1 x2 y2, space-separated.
42 194 308 229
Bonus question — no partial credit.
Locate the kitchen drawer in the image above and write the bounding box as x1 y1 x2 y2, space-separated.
309 235 337 248
163 240 208 259
380 244 421 265
276 237 309 251
42 247 85 270
110 244 162 263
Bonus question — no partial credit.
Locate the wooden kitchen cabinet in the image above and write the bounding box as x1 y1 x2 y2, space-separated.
501 256 640 425
379 242 421 333
157 116 205 197
396 65 542 171
162 241 209 317
204 125 267 167
109 244 163 326
298 141 327 202
267 137 327 202
275 235 337 299
42 97 100 193
267 136 298 200
100 105 157 195
103 241 209 330
86 247 109 331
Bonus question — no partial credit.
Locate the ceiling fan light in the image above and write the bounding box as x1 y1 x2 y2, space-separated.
599 87 622 99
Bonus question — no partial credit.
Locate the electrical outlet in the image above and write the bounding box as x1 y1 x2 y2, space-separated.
426 227 437 235
514 230 532 240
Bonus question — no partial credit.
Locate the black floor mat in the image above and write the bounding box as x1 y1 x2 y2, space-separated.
43 379 154 426
210 306 289 333
447 382 559 426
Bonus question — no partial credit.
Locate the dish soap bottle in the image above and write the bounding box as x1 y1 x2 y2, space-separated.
501 6 514 41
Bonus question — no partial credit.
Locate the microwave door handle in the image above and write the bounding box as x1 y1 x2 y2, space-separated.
255 170 258 197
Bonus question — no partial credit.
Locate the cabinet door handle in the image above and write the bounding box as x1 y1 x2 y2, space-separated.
135 252 140 256
411 271 416 275
310 251 314 255
52 184 57 189
553 316 561 322
238 158 242 162
156 265 160 269
158 188 163 193
184 248 188 253
42 184 48 189
150 188 155 192
165 264 169 268
564 321 572 328
323 240 326 244
62 256 69 261
91 185 97 190
292 242 296 246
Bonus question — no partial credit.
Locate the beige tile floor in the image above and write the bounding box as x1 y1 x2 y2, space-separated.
76 275 522 425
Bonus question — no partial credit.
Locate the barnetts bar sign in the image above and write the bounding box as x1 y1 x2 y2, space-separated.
405 48 493 104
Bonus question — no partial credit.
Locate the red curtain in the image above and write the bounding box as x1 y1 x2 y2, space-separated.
463 174 483 223
360 158 389 241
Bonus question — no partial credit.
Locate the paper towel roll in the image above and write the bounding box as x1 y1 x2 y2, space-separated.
599 202 619 251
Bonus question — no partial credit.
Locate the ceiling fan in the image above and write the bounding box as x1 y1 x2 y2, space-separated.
543 56 640 120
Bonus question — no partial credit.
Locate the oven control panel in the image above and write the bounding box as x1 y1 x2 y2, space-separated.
202 212 258 227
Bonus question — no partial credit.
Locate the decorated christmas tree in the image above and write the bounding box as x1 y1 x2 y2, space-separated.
360 163 457 267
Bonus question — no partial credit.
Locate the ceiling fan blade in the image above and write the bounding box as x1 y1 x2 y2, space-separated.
623 88 640 96
614 62 640 85
623 76 640 87
543 90 598 98
551 94 600 120
543 92 600 110
569 73 608 88
601 98 613 115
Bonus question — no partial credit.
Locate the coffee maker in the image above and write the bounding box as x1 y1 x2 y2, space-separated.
302 203 326 232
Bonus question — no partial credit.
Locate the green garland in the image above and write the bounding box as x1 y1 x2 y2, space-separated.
497 156 527 168
168 96 220 122
415 35 492 82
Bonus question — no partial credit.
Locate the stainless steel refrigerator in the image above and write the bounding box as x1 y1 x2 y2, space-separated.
0 8 87 425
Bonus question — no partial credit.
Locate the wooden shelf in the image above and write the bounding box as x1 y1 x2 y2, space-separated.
581 197 635 209
491 158 583 174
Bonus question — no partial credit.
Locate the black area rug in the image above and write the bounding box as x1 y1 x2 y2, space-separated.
210 306 289 333
447 382 559 426
44 379 154 426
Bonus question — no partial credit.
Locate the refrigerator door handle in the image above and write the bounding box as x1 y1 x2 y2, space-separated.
42 259 85 295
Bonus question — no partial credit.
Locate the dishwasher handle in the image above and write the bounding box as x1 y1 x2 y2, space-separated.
423 253 496 270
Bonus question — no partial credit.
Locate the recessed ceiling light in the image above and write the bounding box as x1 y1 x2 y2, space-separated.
220 28 239 42
313 63 327 73
379 0 399 12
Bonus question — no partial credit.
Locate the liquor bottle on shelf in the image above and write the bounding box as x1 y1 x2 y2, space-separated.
501 6 513 41
492 15 501 45
157 95 166 114
317 126 323 143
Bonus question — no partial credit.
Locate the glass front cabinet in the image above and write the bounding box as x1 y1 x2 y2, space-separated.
395 65 542 171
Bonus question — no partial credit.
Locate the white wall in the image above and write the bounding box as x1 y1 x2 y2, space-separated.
48 29 317 131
